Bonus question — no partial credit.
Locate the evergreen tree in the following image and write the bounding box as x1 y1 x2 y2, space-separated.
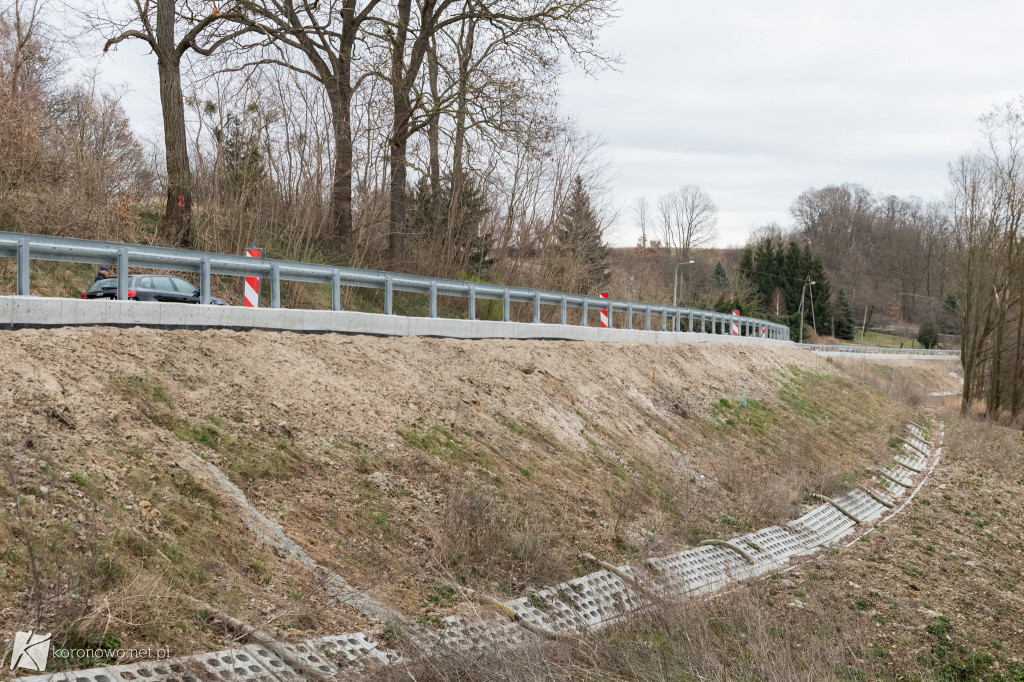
712 261 729 289
740 234 835 338
714 295 753 317
737 247 754 281
214 111 266 198
804 246 832 335
553 176 609 293
409 175 494 277
833 288 855 340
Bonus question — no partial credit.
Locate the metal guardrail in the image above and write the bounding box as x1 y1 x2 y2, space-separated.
797 343 960 357
0 230 791 339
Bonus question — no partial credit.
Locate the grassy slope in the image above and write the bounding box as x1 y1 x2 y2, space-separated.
514 415 1023 682
0 329 933 677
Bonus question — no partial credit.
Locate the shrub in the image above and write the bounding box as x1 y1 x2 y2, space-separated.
917 321 939 349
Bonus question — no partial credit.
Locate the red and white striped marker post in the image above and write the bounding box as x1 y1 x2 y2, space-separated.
599 292 610 328
244 247 261 308
760 325 767 338
731 310 740 336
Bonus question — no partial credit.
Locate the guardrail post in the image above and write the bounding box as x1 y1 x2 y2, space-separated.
582 298 589 326
627 302 633 329
661 309 667 331
533 291 541 323
271 264 281 308
117 247 129 301
560 296 567 325
645 307 651 330
429 282 438 318
332 271 342 311
688 310 693 333
200 257 211 305
467 285 476 320
16 238 29 296
503 290 510 322
385 275 394 315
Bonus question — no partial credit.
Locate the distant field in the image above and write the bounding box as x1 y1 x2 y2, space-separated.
844 329 925 349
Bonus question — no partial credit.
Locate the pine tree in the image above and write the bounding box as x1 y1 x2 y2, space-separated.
833 289 855 340
804 246 832 335
409 175 494 277
553 176 609 293
712 261 729 289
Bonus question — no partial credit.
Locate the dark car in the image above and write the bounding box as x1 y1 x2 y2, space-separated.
82 275 229 305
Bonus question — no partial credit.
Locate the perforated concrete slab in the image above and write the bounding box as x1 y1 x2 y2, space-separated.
314 632 390 667
789 504 857 546
896 454 926 472
17 647 291 682
431 614 532 653
647 544 754 596
15 669 129 682
881 465 915 488
739 526 815 562
836 489 888 524
505 569 637 634
875 474 908 496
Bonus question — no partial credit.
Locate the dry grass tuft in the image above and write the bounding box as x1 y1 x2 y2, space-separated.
829 358 927 407
381 584 882 681
437 484 573 592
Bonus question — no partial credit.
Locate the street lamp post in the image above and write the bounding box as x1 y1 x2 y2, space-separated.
799 279 816 344
673 260 696 307
673 260 696 332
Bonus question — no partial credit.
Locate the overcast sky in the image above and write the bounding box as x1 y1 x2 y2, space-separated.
559 0 1024 246
96 1 1024 248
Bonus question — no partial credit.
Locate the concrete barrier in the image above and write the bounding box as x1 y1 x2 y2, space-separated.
813 351 955 360
0 296 793 347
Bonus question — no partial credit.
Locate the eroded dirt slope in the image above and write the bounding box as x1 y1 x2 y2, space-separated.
0 329 933 673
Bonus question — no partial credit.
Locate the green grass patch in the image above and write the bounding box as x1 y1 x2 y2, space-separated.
399 423 486 465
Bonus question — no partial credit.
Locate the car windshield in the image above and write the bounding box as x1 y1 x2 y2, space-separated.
171 277 200 297
87 278 119 292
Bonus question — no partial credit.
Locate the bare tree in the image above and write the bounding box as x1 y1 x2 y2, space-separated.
223 0 383 244
633 194 650 247
948 153 1001 416
101 0 241 246
657 184 718 259
380 0 618 268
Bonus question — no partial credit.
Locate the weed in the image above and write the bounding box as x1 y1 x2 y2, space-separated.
398 424 481 464
427 585 456 607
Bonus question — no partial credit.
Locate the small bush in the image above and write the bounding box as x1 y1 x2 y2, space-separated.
917 321 939 349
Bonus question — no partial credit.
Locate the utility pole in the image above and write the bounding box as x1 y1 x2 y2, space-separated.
799 277 816 344
809 280 817 335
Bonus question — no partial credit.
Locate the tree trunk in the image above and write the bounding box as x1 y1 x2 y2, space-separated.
388 106 409 269
387 0 413 269
327 71 354 243
451 16 474 216
427 36 441 199
156 0 191 248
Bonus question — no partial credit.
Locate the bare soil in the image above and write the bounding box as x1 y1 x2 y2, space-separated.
0 328 934 675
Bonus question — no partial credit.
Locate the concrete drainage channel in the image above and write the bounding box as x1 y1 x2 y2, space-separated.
18 423 942 682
